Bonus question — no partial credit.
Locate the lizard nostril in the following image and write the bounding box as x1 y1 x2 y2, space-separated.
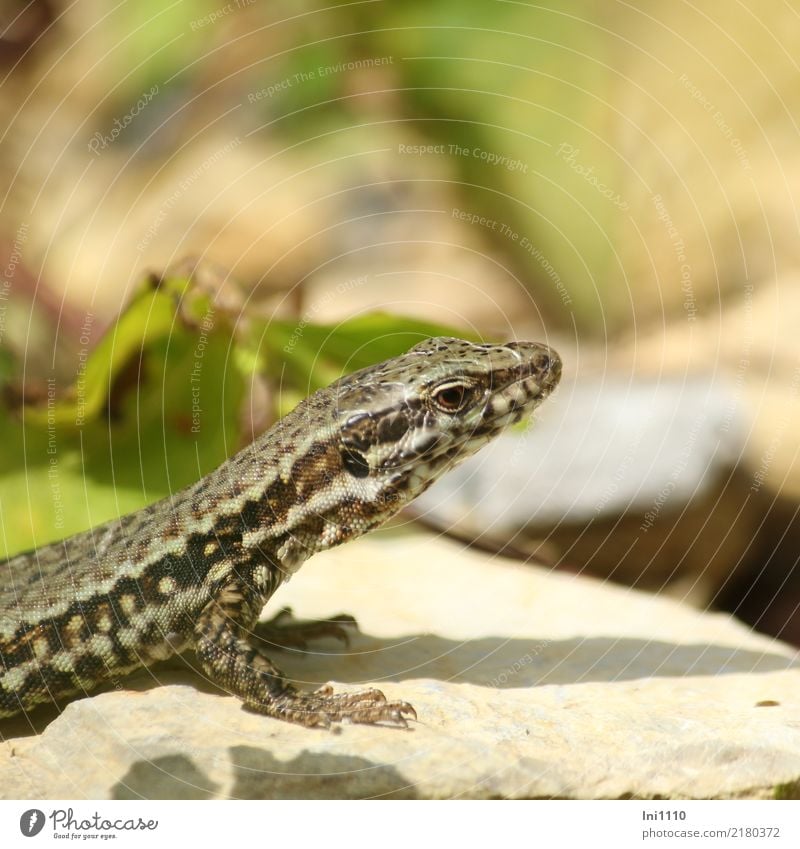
536 348 561 377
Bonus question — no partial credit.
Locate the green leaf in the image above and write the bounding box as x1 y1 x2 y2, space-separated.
0 273 469 558
260 311 477 393
0 275 243 557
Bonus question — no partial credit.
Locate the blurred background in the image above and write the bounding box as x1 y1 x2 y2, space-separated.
1 1 799 644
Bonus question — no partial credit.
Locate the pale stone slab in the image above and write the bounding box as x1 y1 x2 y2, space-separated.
1 533 798 799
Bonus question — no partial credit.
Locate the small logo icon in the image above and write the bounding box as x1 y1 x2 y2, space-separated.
19 809 45 837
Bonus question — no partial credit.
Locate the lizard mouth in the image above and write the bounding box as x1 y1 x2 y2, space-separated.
480 341 562 429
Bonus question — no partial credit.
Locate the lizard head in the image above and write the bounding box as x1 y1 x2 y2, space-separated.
264 336 561 569
329 336 562 517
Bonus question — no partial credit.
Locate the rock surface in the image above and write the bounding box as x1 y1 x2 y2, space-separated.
415 374 745 527
411 376 757 605
2 532 799 799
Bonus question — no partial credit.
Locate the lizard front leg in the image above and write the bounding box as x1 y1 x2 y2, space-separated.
192 580 416 728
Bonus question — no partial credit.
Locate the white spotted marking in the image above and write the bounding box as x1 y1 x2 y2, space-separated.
158 576 178 595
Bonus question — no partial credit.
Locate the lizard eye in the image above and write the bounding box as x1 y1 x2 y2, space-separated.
431 381 474 413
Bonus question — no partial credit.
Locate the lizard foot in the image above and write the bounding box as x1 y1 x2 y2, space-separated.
267 685 417 729
253 607 358 650
195 586 413 729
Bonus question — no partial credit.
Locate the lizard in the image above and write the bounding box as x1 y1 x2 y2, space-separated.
0 336 561 728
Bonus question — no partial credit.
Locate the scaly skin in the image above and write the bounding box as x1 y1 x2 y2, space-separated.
0 337 561 727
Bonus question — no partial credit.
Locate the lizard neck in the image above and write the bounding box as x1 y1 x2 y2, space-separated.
176 402 400 583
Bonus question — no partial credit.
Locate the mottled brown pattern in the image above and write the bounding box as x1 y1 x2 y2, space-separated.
0 337 561 725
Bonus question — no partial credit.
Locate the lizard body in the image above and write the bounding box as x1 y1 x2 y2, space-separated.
0 337 561 727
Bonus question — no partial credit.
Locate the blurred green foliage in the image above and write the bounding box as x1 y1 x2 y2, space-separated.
0 273 465 558
372 0 624 329
242 0 628 331
88 0 629 333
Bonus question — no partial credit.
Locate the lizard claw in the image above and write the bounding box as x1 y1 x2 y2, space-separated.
268 686 416 729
